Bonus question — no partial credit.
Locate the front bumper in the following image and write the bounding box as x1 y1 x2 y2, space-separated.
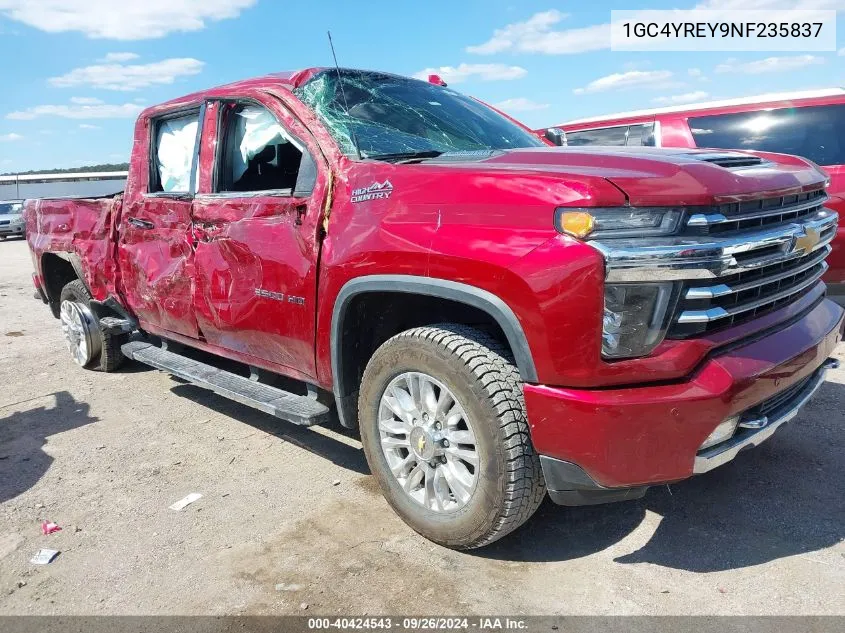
0 224 24 237
526 296 844 503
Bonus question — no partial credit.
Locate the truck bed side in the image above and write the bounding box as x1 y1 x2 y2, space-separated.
25 195 122 311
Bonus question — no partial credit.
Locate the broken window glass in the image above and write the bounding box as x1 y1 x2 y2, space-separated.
154 112 199 192
294 70 544 159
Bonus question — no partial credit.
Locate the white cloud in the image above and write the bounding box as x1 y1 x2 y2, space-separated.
0 132 23 142
574 70 674 95
688 68 702 77
652 91 710 105
412 63 527 84
492 98 550 113
99 52 139 62
70 96 104 105
78 123 101 129
49 58 204 91
7 102 143 120
0 0 257 40
715 55 825 74
467 10 610 55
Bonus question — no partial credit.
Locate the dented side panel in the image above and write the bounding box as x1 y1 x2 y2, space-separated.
25 195 121 301
117 195 198 338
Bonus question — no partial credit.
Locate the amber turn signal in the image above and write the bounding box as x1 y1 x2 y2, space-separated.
557 211 595 239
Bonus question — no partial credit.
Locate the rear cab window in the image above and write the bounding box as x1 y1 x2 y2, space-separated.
150 109 201 194
688 104 845 167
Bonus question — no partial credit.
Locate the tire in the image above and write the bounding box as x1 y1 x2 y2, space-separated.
359 324 546 549
59 279 127 372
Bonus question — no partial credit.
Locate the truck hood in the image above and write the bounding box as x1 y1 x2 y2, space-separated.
444 146 829 206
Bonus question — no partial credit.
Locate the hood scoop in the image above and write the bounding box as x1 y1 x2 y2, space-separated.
686 151 767 169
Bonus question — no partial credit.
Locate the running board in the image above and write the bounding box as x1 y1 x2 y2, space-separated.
121 341 330 426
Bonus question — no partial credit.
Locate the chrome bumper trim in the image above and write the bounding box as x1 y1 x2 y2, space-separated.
592 209 838 282
693 357 839 474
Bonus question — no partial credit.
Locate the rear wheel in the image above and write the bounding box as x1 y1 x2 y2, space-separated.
359 324 545 549
59 280 126 372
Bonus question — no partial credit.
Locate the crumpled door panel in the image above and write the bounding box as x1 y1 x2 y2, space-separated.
191 195 319 379
117 196 198 338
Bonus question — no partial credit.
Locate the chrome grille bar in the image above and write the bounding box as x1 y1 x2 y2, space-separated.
686 194 828 227
676 262 827 324
684 246 831 300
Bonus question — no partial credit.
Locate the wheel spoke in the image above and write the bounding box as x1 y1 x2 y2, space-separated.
444 403 464 429
381 435 410 451
420 377 438 416
447 446 479 468
389 453 415 478
442 459 473 505
446 429 475 445
404 463 425 493
433 389 454 421
422 463 436 510
432 465 449 511
378 416 410 435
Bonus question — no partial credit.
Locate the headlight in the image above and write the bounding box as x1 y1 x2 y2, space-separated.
603 282 678 359
555 207 684 239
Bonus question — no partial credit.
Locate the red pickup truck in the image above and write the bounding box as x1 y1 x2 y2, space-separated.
25 68 843 549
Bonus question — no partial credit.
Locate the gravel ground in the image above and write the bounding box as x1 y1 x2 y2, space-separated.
0 237 843 615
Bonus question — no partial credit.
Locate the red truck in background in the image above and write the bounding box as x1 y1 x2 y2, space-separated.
539 89 845 301
25 69 843 549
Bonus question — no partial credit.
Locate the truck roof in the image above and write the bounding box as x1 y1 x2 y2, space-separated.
557 87 845 127
150 68 327 111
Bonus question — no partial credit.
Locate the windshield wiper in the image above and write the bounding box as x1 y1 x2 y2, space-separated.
362 150 444 163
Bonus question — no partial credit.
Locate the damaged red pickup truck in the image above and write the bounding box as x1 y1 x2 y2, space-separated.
25 69 843 549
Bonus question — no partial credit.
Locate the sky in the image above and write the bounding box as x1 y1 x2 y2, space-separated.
0 0 843 173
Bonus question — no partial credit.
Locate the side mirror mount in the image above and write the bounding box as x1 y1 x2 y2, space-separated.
544 127 567 146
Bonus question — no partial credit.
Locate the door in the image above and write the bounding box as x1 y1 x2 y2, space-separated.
190 97 325 379
117 107 202 339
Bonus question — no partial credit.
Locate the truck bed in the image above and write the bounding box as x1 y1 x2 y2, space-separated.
26 194 123 303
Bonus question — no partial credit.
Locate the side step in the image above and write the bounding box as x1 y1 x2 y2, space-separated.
121 341 330 426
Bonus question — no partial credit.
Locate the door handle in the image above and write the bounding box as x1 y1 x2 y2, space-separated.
294 203 307 226
127 217 155 230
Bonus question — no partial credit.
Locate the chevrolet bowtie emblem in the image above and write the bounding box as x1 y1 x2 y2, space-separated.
792 226 821 254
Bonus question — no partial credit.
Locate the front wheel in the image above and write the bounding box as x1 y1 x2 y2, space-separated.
359 324 546 549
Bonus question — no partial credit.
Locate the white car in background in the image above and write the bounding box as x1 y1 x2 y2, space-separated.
0 200 25 240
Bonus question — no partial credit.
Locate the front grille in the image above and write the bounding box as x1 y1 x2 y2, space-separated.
685 189 828 236
0 220 9 226
669 244 831 338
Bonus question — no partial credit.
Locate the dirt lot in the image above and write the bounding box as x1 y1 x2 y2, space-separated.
0 237 843 615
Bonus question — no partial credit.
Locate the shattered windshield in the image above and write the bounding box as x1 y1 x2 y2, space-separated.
294 69 544 159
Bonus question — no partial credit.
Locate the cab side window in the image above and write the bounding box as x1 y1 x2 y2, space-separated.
151 110 200 193
567 123 656 147
216 104 315 194
567 126 628 146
